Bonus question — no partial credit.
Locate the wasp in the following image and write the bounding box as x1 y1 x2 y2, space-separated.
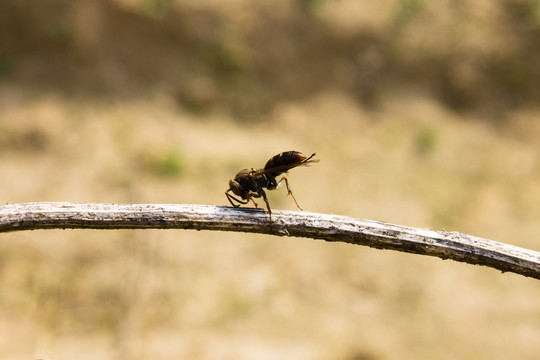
225 151 319 221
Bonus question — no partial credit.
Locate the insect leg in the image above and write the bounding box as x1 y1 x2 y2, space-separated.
257 188 272 221
245 190 263 208
226 189 262 211
276 177 303 210
249 197 259 208
225 189 249 207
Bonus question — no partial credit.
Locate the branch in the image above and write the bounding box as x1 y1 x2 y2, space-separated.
1 202 539 280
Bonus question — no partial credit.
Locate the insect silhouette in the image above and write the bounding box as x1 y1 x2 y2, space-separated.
225 151 319 221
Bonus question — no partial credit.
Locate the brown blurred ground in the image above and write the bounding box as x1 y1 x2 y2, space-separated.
1 0 540 359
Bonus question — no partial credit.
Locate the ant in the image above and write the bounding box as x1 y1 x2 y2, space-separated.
225 151 319 221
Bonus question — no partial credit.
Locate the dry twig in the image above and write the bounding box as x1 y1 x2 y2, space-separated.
1 202 539 280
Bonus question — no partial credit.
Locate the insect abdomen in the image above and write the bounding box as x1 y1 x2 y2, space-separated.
264 151 306 173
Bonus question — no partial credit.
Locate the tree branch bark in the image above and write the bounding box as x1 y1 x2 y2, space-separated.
1 202 539 280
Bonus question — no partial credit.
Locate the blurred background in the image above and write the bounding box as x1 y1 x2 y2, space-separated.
1 0 540 358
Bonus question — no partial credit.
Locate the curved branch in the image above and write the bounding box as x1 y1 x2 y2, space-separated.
1 202 539 280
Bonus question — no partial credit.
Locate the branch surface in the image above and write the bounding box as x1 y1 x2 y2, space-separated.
1 202 539 280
